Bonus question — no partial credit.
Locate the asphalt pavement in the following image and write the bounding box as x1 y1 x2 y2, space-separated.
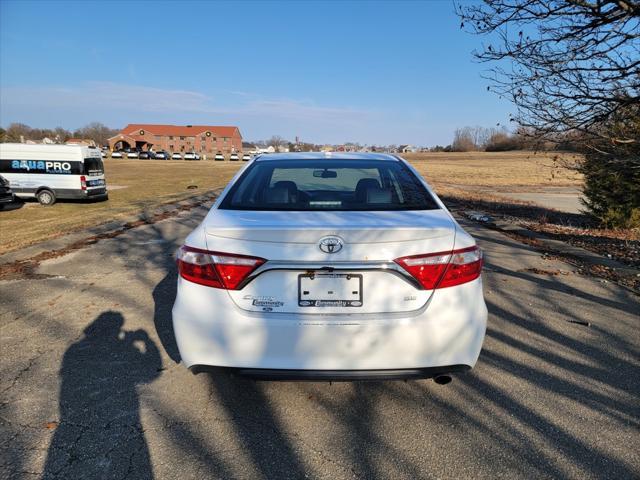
1 203 638 479
496 187 584 214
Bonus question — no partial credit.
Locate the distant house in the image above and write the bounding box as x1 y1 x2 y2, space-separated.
398 145 415 153
107 124 242 155
328 144 359 152
370 146 390 153
66 138 97 147
254 146 276 154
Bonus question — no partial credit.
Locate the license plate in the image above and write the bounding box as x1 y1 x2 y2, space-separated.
298 273 363 307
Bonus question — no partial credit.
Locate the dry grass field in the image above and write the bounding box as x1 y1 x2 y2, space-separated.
0 160 244 254
403 151 582 191
0 152 582 254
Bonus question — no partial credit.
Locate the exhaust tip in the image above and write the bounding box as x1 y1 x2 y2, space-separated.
434 375 452 385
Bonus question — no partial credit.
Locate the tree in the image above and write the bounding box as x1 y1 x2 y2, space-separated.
74 122 119 146
452 127 477 151
485 130 521 151
0 123 74 144
4 123 32 142
266 135 287 148
456 0 640 226
456 0 639 143
451 126 494 151
54 127 72 143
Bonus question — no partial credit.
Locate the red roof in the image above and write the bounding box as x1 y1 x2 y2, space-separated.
121 124 241 138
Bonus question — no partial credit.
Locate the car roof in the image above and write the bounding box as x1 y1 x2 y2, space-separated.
254 152 400 162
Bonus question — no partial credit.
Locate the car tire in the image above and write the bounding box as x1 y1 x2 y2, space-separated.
37 189 56 206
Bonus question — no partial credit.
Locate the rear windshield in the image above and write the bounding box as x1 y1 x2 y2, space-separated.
84 158 104 175
219 159 439 211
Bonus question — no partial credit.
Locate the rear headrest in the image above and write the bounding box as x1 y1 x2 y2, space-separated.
273 180 297 194
264 186 291 204
366 187 392 204
355 178 381 201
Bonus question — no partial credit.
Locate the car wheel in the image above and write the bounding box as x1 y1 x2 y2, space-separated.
37 189 56 206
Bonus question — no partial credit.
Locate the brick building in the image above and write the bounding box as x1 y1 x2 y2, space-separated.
108 124 242 157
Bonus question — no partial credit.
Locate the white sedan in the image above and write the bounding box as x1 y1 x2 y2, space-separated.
172 153 487 381
172 152 183 160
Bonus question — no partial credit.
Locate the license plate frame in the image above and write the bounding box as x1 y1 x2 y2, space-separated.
298 273 363 307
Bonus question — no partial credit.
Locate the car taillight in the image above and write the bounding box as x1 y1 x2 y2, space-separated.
395 246 483 290
80 175 87 191
176 245 265 290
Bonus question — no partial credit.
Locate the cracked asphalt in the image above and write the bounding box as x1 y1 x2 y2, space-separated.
1 202 639 479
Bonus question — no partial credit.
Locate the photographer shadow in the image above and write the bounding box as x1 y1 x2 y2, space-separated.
43 311 160 479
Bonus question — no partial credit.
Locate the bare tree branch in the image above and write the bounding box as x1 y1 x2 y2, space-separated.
456 0 639 145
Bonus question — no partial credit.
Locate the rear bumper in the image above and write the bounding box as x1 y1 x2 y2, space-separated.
60 188 108 200
190 364 470 381
172 277 487 372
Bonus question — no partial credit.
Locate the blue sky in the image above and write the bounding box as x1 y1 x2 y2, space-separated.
0 0 512 145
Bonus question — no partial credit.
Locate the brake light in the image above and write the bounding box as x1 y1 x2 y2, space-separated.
80 175 87 191
176 245 265 290
395 246 483 289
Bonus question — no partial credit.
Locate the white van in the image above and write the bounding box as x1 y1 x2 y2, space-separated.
0 144 108 205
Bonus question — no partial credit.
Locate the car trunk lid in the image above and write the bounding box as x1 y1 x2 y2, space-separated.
204 209 456 314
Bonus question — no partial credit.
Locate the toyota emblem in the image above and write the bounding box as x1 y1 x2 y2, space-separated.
319 236 343 254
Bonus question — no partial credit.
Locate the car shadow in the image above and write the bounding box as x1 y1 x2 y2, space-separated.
152 270 181 363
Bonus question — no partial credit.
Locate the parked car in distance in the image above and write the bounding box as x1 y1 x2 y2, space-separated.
111 151 123 158
184 152 201 161
100 150 107 158
172 152 183 160
0 174 15 208
242 154 251 161
229 153 239 161
138 151 152 159
214 152 224 161
127 151 139 159
155 151 170 160
172 152 487 381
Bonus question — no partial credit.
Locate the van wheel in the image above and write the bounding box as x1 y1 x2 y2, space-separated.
37 189 56 206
